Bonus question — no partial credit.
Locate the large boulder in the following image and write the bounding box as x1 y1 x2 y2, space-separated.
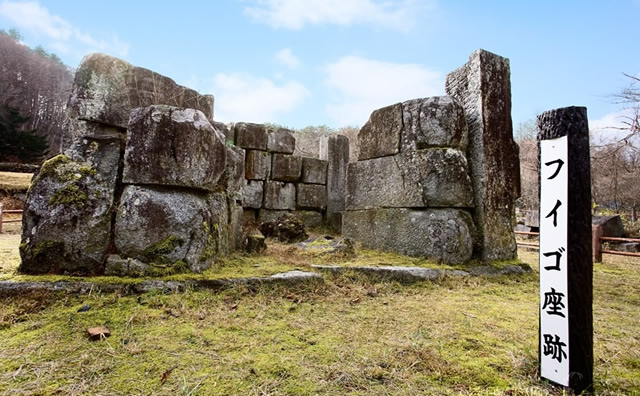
446 49 521 261
218 145 245 201
271 154 302 182
347 149 474 210
235 122 268 150
122 105 226 191
267 128 296 154
401 96 468 152
297 184 327 210
357 96 468 161
112 186 228 274
19 138 121 274
264 181 296 210
67 53 213 133
325 135 350 231
358 103 403 160
343 208 476 264
301 157 327 184
592 215 625 237
243 180 264 209
245 150 271 180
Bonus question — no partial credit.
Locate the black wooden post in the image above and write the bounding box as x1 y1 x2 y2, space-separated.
537 106 593 394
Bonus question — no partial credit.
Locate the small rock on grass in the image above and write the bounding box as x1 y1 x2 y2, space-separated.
77 304 91 312
87 326 111 341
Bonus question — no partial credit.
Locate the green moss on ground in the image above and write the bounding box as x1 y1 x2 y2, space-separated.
1 249 638 395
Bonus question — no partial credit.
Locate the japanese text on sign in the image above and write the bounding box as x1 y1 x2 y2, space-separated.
539 136 569 386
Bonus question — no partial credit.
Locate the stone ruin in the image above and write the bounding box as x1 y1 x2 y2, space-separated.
19 49 520 276
344 49 520 263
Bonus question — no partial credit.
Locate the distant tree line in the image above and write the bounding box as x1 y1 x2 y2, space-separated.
0 28 73 163
516 74 640 229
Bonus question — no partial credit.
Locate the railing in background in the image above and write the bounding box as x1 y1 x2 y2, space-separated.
515 226 640 262
0 204 23 233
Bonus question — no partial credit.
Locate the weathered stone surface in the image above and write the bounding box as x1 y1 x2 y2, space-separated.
592 215 624 237
244 232 266 253
297 237 355 257
264 181 296 210
259 213 308 243
243 208 257 225
343 208 476 264
468 264 531 277
296 211 324 228
446 49 520 261
401 96 468 151
245 150 271 180
123 106 226 191
213 121 234 145
104 255 150 277
67 53 213 132
358 103 403 160
267 128 296 154
114 186 228 273
257 209 291 223
219 145 245 201
19 138 121 275
243 180 264 209
347 149 473 210
235 122 268 150
326 135 349 231
228 203 244 252
297 183 327 210
301 157 327 184
271 154 302 182
63 119 122 150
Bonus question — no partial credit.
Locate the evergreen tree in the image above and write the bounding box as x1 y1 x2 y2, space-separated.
0 105 48 163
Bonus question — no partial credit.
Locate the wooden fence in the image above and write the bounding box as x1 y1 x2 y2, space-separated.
515 226 640 263
0 204 23 233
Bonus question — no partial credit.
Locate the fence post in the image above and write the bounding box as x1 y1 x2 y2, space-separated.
592 224 603 263
0 203 3 234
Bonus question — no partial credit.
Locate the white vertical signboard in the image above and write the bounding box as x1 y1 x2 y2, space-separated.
539 136 569 386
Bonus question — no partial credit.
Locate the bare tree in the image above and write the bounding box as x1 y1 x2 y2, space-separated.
514 119 539 211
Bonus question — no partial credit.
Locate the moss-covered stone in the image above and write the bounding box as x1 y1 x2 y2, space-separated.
48 184 88 208
143 235 184 263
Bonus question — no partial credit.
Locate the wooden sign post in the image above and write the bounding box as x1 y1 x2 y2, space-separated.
537 106 593 394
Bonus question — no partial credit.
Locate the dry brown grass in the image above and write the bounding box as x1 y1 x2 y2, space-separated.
0 171 33 192
0 227 638 395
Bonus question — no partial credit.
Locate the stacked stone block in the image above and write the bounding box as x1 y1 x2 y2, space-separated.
233 123 330 227
344 96 477 264
19 54 241 276
445 49 521 261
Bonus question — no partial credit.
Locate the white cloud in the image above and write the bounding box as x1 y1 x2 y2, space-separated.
274 48 301 69
324 55 443 126
213 72 309 123
0 1 128 57
590 108 639 144
243 0 432 31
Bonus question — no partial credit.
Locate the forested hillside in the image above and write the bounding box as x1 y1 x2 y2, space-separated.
0 29 73 163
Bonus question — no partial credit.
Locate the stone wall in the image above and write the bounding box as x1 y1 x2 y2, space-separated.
19 54 238 276
343 96 477 264
445 49 521 261
222 122 348 230
19 49 519 276
343 49 520 264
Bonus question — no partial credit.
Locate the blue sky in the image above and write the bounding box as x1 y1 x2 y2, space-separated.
1 0 638 133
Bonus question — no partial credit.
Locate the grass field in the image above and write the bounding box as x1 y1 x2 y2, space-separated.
0 172 32 193
0 230 638 395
